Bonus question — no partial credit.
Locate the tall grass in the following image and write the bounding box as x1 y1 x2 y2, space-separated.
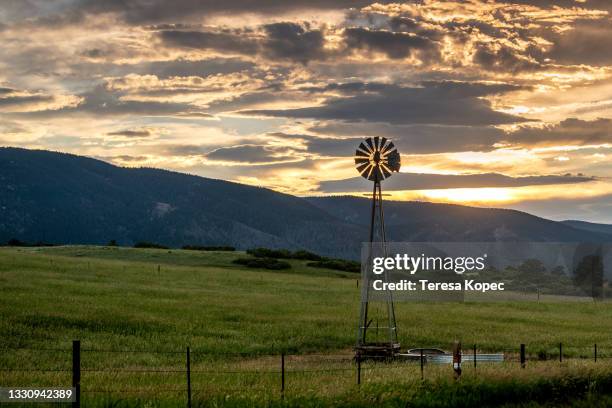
1 246 612 406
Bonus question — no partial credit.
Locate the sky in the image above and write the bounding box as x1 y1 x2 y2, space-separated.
1 0 612 222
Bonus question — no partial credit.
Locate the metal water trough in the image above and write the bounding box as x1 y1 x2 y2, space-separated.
397 348 504 364
428 353 504 364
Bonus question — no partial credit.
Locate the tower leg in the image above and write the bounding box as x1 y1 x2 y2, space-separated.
356 180 399 357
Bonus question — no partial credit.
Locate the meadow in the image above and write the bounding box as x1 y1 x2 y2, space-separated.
1 246 612 407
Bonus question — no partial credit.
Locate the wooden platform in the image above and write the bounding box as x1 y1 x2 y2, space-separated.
354 342 401 360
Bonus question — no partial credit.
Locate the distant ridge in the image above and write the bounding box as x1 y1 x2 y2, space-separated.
1 147 610 259
562 220 612 236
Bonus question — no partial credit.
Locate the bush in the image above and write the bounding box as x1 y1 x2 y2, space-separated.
6 238 26 247
182 245 235 251
246 248 293 259
291 250 323 261
133 241 169 249
307 259 360 273
4 239 56 247
233 257 291 270
246 248 322 261
107 240 118 247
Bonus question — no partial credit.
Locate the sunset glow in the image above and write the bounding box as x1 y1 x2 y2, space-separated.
1 0 612 221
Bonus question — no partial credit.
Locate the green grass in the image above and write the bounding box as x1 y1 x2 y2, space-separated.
1 246 612 407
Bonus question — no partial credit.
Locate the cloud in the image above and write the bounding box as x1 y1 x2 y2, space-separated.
157 22 330 63
320 172 594 193
506 118 612 146
243 81 528 126
0 88 81 113
107 129 154 138
344 27 440 61
545 18 612 66
472 43 543 73
67 1 388 25
17 84 212 118
305 124 505 154
158 29 258 54
205 144 302 164
146 58 255 78
261 22 328 63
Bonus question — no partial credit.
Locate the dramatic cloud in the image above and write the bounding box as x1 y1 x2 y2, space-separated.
206 144 302 165
305 124 505 154
320 172 594 193
507 118 612 146
546 19 612 66
157 22 329 63
2 0 612 220
107 129 154 138
244 81 527 126
17 85 213 118
0 88 81 113
344 27 440 61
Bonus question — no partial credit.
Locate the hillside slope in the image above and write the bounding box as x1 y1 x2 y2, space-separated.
1 147 609 258
0 148 362 258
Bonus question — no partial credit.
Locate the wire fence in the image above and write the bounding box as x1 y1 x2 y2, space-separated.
2 341 612 407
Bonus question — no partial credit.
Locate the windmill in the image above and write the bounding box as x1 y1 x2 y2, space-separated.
354 136 401 358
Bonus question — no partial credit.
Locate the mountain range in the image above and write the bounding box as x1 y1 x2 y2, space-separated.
1 147 610 259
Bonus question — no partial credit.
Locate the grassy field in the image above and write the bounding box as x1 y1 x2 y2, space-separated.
1 246 612 407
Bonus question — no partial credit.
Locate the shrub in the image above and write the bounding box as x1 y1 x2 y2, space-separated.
233 257 291 270
133 241 169 249
6 238 26 247
246 248 322 261
4 239 56 247
182 245 235 251
107 240 118 247
246 248 293 259
307 259 360 273
291 250 323 261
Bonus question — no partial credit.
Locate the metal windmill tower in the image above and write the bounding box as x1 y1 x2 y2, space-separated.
354 136 401 358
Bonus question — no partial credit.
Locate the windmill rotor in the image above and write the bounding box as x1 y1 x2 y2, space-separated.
354 137 401 181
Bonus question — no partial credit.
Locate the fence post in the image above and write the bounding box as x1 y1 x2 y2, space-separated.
420 348 424 380
594 344 597 362
72 340 80 408
520 344 525 368
559 343 563 363
452 341 461 380
357 356 361 385
186 347 191 408
473 344 477 369
281 353 285 399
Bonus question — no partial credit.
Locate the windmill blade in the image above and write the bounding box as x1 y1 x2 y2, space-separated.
380 137 388 151
366 163 376 180
374 136 380 150
380 163 392 179
358 142 371 154
356 161 370 174
365 137 374 151
354 157 369 165
381 141 395 154
355 149 369 158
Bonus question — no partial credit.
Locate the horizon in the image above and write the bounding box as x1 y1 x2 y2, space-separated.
1 1 612 222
